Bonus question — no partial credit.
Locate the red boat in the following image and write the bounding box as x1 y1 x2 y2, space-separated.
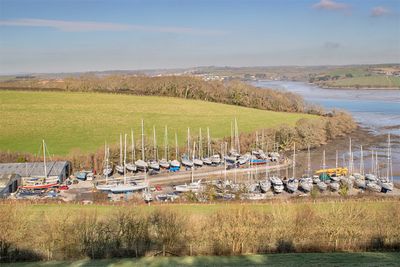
19 183 59 190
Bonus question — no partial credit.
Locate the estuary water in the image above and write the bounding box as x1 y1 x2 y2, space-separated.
253 80 400 179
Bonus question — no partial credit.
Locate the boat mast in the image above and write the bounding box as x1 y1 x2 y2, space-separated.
230 121 233 151
192 141 195 183
349 138 352 174
262 129 265 151
235 118 240 154
323 149 326 177
292 142 295 178
175 132 179 160
199 128 202 159
187 127 190 158
376 151 379 177
207 127 211 157
335 150 338 169
224 142 227 182
265 150 269 180
307 145 311 177
119 134 123 167
153 125 157 160
107 146 110 184
141 119 145 161
124 134 127 184
131 129 135 163
164 125 168 161
387 134 392 182
360 145 364 176
255 131 259 150
43 139 47 179
104 141 107 167
371 149 374 174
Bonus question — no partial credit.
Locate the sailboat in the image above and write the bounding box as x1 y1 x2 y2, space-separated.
193 128 204 167
328 150 340 191
202 127 212 165
354 146 367 189
126 129 137 172
378 134 394 192
135 119 149 171
317 150 328 191
286 143 298 193
19 140 60 190
366 150 382 192
299 145 313 193
270 176 284 193
259 147 271 193
108 134 147 193
174 179 202 192
148 126 160 171
115 134 125 174
170 132 181 170
102 142 113 177
181 128 194 168
159 126 170 169
211 154 221 165
299 176 313 193
109 181 148 193
175 142 202 192
339 141 354 189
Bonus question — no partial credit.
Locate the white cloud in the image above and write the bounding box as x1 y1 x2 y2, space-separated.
312 0 349 10
324 41 340 49
371 6 391 17
0 18 226 35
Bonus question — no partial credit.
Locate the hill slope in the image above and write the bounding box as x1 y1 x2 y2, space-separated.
0 90 315 155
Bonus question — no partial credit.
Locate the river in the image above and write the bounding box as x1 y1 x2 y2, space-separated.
253 80 400 179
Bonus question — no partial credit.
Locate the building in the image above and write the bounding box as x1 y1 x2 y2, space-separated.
0 174 21 197
0 161 71 184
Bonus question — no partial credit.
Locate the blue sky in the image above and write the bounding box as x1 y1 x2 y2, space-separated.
0 0 399 73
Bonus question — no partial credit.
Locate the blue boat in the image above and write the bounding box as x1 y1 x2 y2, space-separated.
75 172 87 181
249 158 267 165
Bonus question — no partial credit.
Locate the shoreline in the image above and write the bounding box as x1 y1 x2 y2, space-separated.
318 85 400 90
252 79 400 90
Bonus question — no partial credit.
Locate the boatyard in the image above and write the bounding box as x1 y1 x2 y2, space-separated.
2 120 397 203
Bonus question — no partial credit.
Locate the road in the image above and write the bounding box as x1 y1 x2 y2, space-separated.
96 161 291 185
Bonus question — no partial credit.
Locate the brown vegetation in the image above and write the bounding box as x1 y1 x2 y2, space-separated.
1 200 399 262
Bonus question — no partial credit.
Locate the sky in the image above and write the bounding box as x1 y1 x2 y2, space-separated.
0 0 399 74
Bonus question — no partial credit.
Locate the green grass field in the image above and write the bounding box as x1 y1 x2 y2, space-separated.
5 253 400 267
324 76 400 88
0 90 315 155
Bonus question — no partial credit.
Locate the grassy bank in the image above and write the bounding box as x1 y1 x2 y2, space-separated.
322 76 400 89
0 90 315 155
5 252 400 267
1 200 399 262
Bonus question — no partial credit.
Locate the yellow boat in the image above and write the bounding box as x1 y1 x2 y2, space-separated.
315 167 348 176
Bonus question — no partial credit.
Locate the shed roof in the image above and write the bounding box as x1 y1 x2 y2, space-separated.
0 173 21 188
0 161 70 177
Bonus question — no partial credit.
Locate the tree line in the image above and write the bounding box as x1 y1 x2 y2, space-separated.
0 75 322 114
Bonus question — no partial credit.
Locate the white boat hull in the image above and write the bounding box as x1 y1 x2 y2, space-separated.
329 182 340 191
125 163 137 172
317 181 327 191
